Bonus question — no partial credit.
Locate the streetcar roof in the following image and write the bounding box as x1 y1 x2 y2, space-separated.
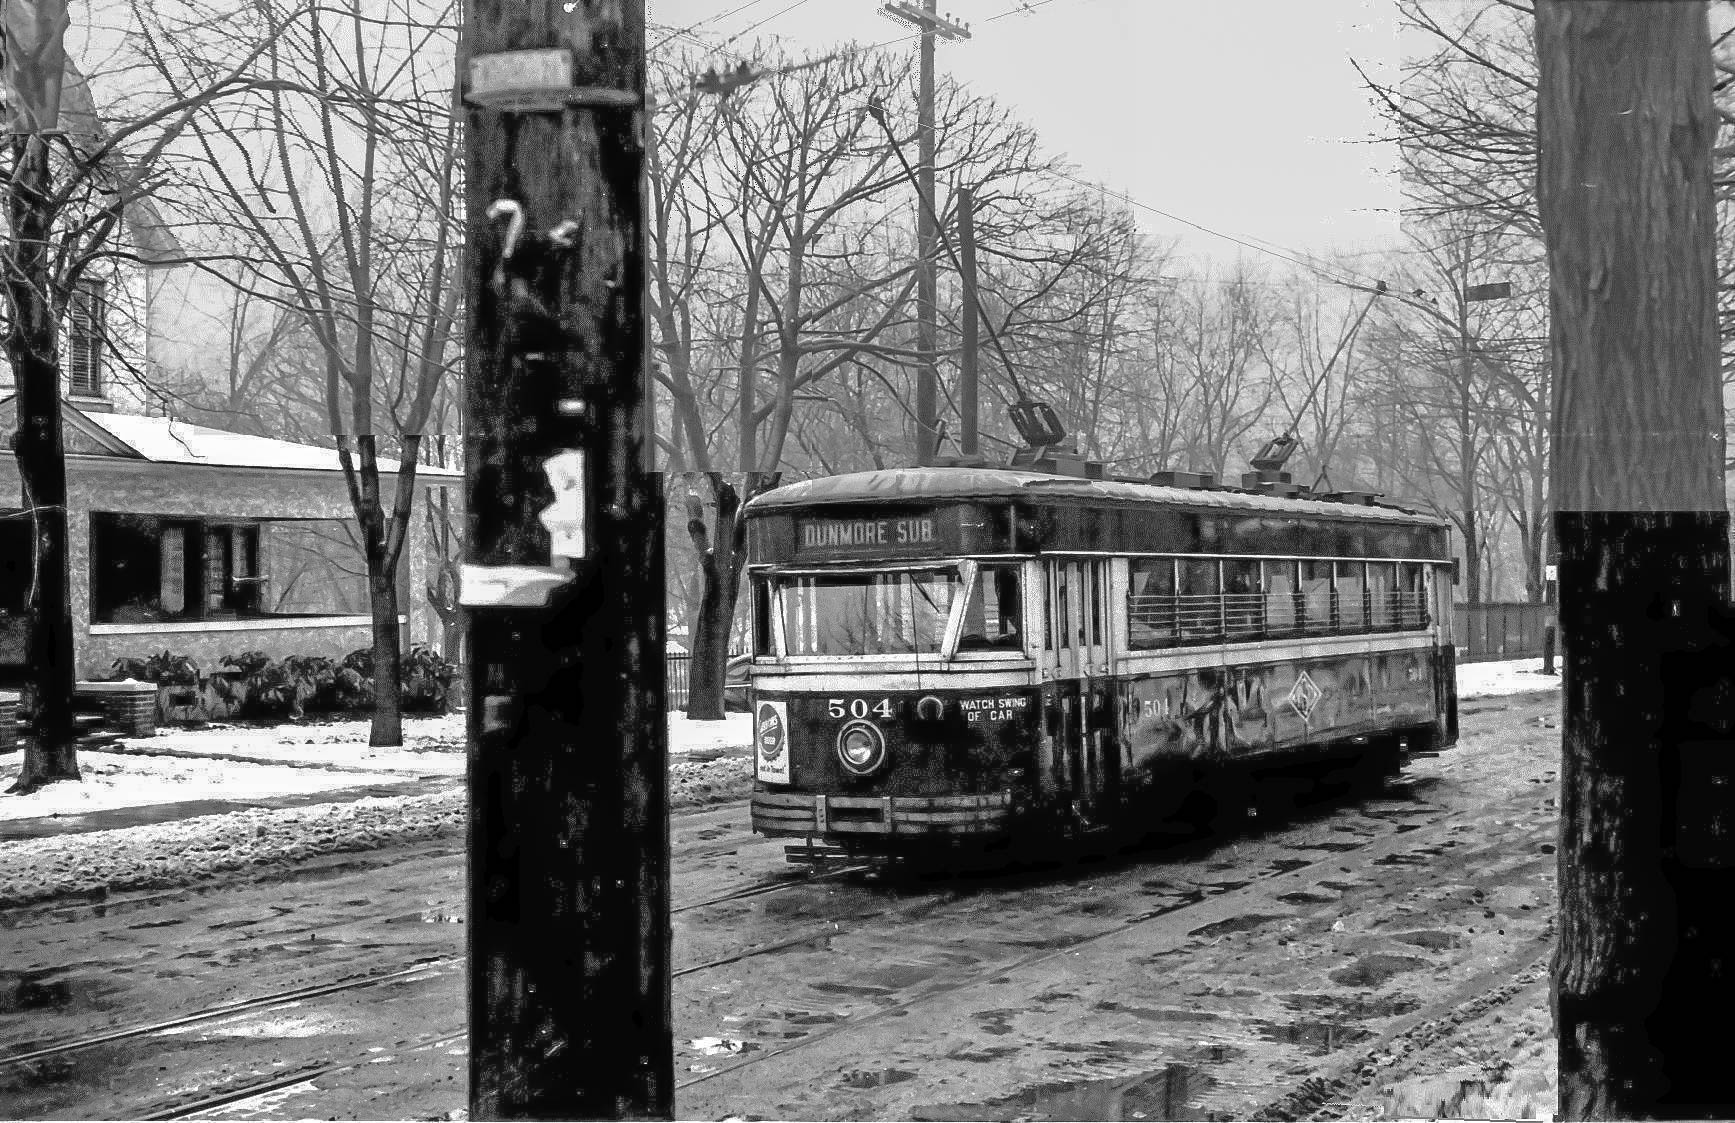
744 467 1447 527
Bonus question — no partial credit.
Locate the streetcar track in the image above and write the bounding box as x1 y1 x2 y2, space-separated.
0 853 873 1079
0 957 459 1070
675 792 1475 1091
137 1028 467 1120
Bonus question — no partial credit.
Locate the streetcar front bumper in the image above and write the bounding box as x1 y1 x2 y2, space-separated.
752 789 1014 838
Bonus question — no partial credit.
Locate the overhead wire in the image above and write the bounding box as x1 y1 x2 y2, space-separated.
649 0 779 53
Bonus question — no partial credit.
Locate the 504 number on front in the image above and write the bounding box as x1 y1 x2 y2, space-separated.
826 697 895 720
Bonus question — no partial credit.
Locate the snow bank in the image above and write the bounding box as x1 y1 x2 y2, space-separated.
1457 657 1563 701
0 751 402 822
0 754 752 911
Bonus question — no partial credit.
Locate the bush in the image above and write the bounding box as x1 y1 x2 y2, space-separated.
400 643 457 714
282 655 342 714
107 643 459 726
109 650 201 687
218 651 299 719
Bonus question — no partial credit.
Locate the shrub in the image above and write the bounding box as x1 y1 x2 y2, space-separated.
282 655 342 714
109 650 201 687
342 647 375 680
218 651 300 719
400 643 457 714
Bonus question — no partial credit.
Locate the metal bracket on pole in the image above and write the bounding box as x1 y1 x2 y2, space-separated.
458 564 574 608
465 48 641 112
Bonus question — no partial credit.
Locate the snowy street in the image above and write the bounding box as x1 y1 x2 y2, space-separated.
0 661 1563 1119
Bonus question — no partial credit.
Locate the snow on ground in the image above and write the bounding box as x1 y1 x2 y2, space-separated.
668 712 754 756
1457 657 1563 701
0 751 403 822
140 711 468 775
0 660 1548 910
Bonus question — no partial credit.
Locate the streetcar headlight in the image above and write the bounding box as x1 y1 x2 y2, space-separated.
836 720 887 775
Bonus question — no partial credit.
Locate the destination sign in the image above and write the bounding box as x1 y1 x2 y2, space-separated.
797 515 936 555
751 504 1011 563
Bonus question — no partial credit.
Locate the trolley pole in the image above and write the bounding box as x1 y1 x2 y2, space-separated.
461 2 669 1118
958 185 979 459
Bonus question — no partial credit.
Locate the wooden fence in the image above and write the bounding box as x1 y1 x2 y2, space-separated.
1454 601 1556 664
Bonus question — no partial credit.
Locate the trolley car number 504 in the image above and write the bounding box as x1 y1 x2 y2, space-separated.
827 697 895 719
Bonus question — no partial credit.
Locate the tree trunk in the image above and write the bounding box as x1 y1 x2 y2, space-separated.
684 473 741 721
1538 4 1735 1116
6 131 78 794
367 567 404 747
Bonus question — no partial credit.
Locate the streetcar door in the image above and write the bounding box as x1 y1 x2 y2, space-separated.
1041 561 1080 802
1078 559 1115 814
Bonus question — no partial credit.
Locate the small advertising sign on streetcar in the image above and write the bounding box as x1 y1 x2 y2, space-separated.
755 699 791 784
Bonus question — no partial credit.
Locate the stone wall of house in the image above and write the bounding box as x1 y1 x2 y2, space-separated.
0 455 457 678
82 620 382 678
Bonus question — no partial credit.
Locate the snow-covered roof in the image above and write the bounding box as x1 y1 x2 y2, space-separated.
83 413 462 478
746 467 1444 526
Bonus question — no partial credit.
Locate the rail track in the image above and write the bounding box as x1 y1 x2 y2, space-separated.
673 780 1470 1093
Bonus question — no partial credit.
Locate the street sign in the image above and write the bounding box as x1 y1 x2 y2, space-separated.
1465 281 1512 302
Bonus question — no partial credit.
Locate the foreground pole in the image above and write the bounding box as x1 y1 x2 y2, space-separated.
1537 3 1735 1117
461 0 669 1117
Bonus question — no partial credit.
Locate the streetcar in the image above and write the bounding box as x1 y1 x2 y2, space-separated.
741 461 1459 862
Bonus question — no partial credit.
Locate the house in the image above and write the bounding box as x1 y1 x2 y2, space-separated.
0 177 459 686
0 398 460 682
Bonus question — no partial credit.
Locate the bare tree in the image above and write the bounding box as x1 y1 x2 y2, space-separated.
138 0 463 746
0 0 305 790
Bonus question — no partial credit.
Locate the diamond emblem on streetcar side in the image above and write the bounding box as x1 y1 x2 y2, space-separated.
1288 671 1323 722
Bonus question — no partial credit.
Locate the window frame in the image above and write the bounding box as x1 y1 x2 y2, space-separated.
68 280 107 398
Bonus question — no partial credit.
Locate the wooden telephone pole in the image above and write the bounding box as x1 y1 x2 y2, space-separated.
460 2 669 1117
1538 3 1734 1116
878 2 968 465
957 185 978 458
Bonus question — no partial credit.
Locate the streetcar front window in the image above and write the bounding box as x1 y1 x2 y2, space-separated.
777 568 958 656
957 563 1023 651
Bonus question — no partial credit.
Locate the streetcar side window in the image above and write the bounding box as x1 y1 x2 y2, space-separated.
1263 559 1299 635
1300 560 1334 631
1222 558 1262 641
1398 562 1428 628
1336 560 1366 629
1127 557 1176 649
1178 558 1220 639
1367 562 1396 629
958 563 1024 651
751 576 773 656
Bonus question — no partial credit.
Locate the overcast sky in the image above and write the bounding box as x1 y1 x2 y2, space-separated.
646 0 1406 272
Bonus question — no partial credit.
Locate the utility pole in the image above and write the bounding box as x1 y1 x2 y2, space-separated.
460 3 669 1118
957 185 978 459
1537 2 1734 1117
877 2 968 465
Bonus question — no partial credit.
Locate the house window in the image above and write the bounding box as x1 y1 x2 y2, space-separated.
91 514 372 624
0 516 30 664
68 281 106 397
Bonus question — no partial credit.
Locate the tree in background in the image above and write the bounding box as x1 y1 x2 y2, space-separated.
1537 2 1734 1114
137 0 464 746
0 0 300 790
